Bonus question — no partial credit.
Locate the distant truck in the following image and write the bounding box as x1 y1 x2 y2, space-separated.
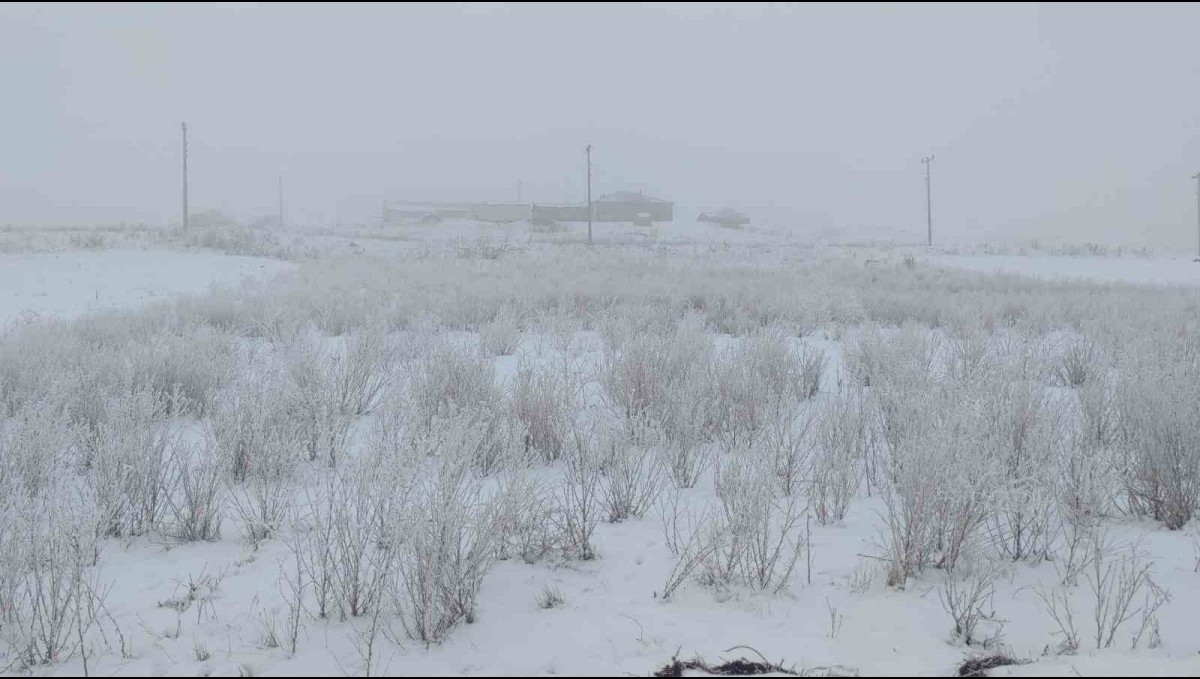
698 208 750 228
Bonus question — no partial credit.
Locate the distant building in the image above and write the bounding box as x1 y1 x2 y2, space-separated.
593 191 673 223
385 191 674 226
470 203 532 223
531 203 587 223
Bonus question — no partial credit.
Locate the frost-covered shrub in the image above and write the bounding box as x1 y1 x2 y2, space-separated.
599 432 665 523
706 326 807 449
163 442 224 543
0 397 79 502
811 392 871 524
600 314 710 430
655 415 713 491
1116 371 1200 530
479 308 521 357
340 323 401 416
394 453 498 642
408 343 500 434
130 326 237 415
945 323 995 384
86 383 178 538
698 449 807 594
842 324 887 388
281 337 357 468
759 401 815 498
329 463 396 620
554 431 603 561
1077 373 1119 449
510 360 573 463
799 345 828 399
1051 336 1104 388
208 359 296 482
416 404 524 477
980 379 1061 561
0 488 103 670
493 475 562 565
879 386 997 584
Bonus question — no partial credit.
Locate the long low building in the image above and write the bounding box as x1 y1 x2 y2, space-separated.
385 191 674 225
593 190 673 222
532 191 674 224
470 203 533 223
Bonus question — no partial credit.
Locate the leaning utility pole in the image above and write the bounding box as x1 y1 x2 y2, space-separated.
181 122 189 230
922 154 934 247
1193 172 1199 261
586 144 593 245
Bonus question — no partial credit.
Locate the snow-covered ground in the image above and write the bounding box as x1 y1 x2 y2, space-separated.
3 231 1200 678
0 250 291 328
934 253 1200 287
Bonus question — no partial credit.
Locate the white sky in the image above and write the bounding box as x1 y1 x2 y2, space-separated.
3 2 1200 245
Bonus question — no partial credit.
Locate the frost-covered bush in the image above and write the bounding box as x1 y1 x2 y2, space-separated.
163 442 224 543
130 326 237 415
1116 370 1200 530
0 398 79 503
1051 336 1104 388
600 314 710 431
0 488 103 670
394 453 498 642
86 383 178 538
493 475 562 565
281 336 357 468
207 358 297 482
798 345 828 399
554 430 603 561
980 379 1061 562
698 449 808 594
879 386 997 584
510 360 574 463
759 401 815 498
706 326 808 449
811 392 871 524
340 322 401 416
479 308 521 357
599 431 665 523
408 343 501 434
945 322 995 384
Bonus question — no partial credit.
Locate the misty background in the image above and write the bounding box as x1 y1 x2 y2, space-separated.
3 2 1200 247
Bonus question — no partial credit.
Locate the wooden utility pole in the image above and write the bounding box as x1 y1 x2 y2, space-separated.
182 122 189 230
922 154 934 247
1193 172 1200 261
586 144 593 245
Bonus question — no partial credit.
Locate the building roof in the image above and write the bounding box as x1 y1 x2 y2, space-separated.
594 190 671 204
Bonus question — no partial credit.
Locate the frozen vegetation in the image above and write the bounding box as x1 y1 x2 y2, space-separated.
1 221 1200 677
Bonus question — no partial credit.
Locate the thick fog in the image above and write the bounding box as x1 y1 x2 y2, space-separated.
3 2 1200 246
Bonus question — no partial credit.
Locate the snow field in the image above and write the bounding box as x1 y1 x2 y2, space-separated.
2 240 1200 677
